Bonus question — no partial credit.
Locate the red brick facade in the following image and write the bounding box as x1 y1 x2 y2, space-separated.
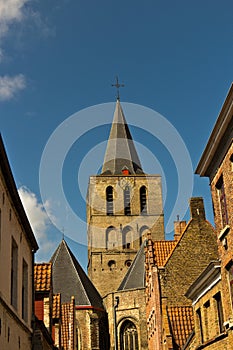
195 83 233 349
145 198 218 350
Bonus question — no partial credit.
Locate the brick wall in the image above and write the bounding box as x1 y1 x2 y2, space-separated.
162 198 218 306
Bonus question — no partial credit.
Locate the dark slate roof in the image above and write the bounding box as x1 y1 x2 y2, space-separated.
101 99 143 175
118 243 145 291
50 240 104 309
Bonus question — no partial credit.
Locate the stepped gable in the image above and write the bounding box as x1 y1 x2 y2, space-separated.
118 243 145 291
50 239 104 309
101 99 143 175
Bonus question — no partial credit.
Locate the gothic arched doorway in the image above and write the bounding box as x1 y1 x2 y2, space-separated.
120 320 139 350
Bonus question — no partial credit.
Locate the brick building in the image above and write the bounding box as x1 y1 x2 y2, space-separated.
194 83 233 349
145 197 219 350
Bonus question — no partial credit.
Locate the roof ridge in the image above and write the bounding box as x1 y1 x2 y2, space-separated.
162 220 192 267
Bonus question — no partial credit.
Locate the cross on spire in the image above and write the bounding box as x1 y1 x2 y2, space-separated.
112 76 124 100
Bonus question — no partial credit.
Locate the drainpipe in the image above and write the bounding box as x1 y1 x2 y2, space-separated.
114 296 119 350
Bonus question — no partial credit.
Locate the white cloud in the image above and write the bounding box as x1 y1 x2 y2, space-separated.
0 74 26 100
18 186 57 261
0 48 4 62
0 0 29 37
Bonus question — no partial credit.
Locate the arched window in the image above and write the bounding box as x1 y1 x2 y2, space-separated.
106 186 113 215
108 260 116 269
106 226 117 249
122 226 133 249
139 225 149 245
124 186 131 215
140 186 147 215
120 320 139 350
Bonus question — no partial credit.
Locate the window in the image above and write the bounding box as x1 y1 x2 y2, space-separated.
204 300 210 341
22 259 28 322
122 226 133 249
124 186 131 215
196 308 203 343
120 320 138 350
125 260 132 268
106 226 118 249
139 226 149 246
227 262 233 309
140 186 147 214
106 186 113 215
108 260 116 269
216 176 228 227
214 292 224 334
11 238 18 309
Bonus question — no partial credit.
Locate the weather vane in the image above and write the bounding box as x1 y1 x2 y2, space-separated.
112 76 124 100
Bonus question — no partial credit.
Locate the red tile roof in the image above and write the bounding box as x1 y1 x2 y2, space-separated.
52 293 61 319
167 306 194 349
153 241 177 267
34 263 52 292
61 297 75 350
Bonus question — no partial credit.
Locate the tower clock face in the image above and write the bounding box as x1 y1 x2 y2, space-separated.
118 177 134 190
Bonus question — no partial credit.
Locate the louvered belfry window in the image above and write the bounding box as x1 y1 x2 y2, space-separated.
124 186 131 215
106 186 113 215
140 186 147 215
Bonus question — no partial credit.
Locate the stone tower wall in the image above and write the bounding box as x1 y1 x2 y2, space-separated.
87 174 165 296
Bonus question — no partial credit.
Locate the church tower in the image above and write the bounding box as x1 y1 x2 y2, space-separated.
87 98 165 297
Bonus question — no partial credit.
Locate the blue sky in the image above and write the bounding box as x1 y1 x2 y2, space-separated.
1 0 233 269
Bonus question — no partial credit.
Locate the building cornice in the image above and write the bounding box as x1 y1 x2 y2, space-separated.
195 83 233 177
185 260 221 304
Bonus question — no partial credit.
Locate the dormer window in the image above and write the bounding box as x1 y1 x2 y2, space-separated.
122 166 130 175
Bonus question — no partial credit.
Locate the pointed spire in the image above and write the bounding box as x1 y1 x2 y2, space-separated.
50 239 104 308
101 100 143 175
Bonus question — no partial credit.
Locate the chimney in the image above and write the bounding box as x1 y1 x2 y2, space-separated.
174 220 186 241
189 197 206 221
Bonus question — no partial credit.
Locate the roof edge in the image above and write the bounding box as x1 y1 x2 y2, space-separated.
195 83 233 176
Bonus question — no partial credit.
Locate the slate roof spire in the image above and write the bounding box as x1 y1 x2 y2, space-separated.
50 239 104 309
118 243 145 291
101 99 143 175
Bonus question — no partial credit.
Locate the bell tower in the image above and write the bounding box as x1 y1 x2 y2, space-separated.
87 98 165 297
